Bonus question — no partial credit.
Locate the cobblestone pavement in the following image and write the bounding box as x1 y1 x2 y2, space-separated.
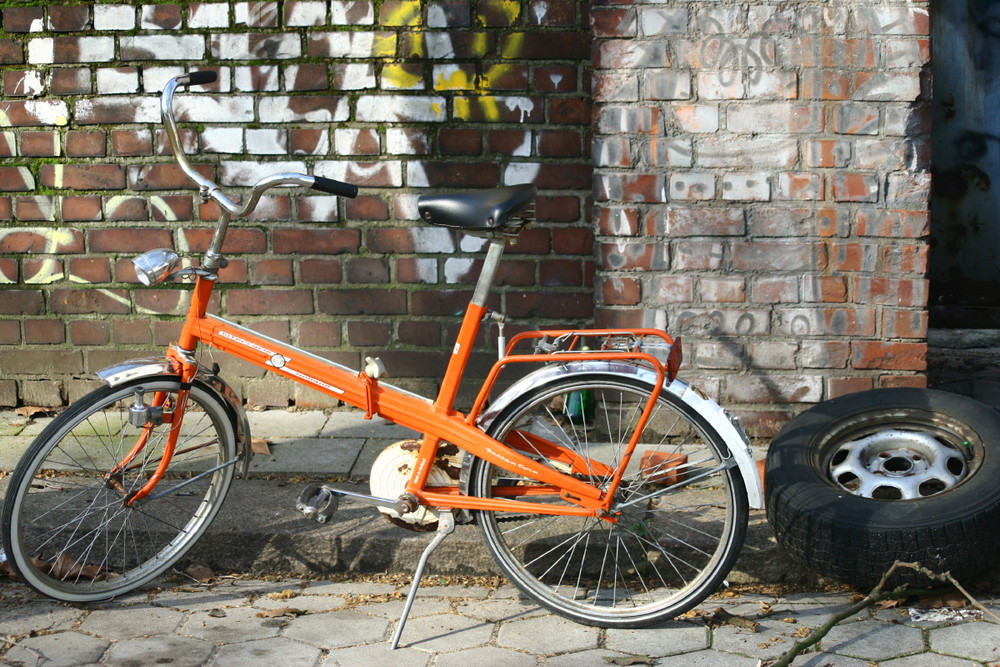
3 576 1000 666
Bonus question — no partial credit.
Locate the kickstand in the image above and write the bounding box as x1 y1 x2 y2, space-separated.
389 510 455 650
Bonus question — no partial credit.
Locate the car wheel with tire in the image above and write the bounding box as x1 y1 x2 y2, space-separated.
765 388 1000 587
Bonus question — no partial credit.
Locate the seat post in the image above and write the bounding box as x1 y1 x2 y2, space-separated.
433 238 507 413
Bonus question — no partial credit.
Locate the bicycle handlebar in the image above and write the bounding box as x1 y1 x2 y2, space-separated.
160 72 358 221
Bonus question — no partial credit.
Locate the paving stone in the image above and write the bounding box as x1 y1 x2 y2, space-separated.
606 621 708 656
247 436 362 475
0 599 84 636
151 585 252 612
322 642 431 666
103 634 214 667
713 617 809 661
212 637 323 666
880 653 979 666
351 595 455 619
302 580 399 596
253 593 346 613
320 412 418 440
79 604 185 638
411 583 491 599
821 619 924 661
454 597 543 623
247 410 329 438
655 648 759 665
434 645 536 667
930 620 1000 661
396 613 495 652
546 649 631 666
283 608 391 648
788 653 871 666
496 615 599 655
2 631 108 667
180 605 283 644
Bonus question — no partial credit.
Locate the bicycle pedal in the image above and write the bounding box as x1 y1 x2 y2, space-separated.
295 483 340 524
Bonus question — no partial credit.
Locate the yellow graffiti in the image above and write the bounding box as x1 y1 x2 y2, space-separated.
383 63 422 90
481 1 521 26
382 1 421 26
434 65 474 91
373 33 397 58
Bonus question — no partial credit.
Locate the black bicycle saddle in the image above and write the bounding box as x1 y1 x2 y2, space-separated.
417 184 537 234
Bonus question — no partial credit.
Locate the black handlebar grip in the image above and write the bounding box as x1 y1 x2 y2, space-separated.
311 176 359 198
186 71 218 86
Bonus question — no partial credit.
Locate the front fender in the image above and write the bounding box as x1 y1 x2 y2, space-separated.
477 361 764 509
97 359 252 478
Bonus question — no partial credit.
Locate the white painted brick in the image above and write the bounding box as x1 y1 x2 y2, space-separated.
722 172 772 201
669 172 715 200
235 66 280 91
258 96 349 123
246 129 288 155
674 105 718 133
189 3 231 29
392 193 420 220
286 1 328 26
334 129 379 155
121 36 205 60
330 1 375 25
504 163 541 185
11 71 44 98
407 227 455 253
75 97 159 124
335 63 377 90
175 96 255 123
28 37 114 64
310 32 377 58
142 67 187 93
96 68 140 94
220 160 308 186
235 2 280 26
211 34 300 60
202 128 244 153
641 8 688 35
355 96 446 123
385 129 430 155
316 161 403 187
140 6 181 29
291 130 329 156
93 5 135 31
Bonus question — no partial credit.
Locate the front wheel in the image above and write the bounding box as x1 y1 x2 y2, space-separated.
2 378 237 602
469 374 748 628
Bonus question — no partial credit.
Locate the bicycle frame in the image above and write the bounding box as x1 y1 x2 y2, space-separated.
117 72 688 521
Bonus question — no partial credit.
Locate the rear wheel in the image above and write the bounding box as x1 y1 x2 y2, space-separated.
2 378 237 602
470 374 747 627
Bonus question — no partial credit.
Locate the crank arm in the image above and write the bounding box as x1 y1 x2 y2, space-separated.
310 485 417 516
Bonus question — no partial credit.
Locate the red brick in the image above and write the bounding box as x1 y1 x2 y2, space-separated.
129 163 215 190
591 7 637 38
89 228 172 253
880 375 928 389
105 197 149 221
134 290 188 316
251 259 294 286
143 4 182 29
318 289 407 315
50 68 90 95
15 196 56 221
345 195 390 221
533 64 579 92
50 289 131 315
3 6 43 32
0 320 19 344
227 289 314 315
507 292 593 319
440 129 482 155
182 228 266 254
348 321 391 346
48 6 90 31
65 131 107 157
40 164 124 190
598 276 641 305
1 229 83 253
0 167 34 192
273 229 360 254
537 131 583 157
71 320 110 345
24 319 65 344
298 321 342 348
20 131 60 157
856 209 929 238
150 195 194 222
827 377 876 399
851 341 926 371
68 257 111 284
112 130 153 156
113 320 152 345
62 195 103 221
548 97 591 124
398 321 439 347
501 32 589 59
346 258 390 284
22 258 63 283
0 290 44 315
537 197 582 224
0 38 23 65
300 258 343 284
882 309 928 339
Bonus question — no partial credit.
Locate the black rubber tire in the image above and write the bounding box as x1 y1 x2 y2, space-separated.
766 387 1000 588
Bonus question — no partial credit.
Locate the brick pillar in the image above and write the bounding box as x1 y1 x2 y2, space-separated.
591 2 931 436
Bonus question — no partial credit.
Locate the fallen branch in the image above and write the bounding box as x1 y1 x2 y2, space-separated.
765 561 997 667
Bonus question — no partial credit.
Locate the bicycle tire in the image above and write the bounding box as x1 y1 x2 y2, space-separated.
469 373 747 627
2 378 237 602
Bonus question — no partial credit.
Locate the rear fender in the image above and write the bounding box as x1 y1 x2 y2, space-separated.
97 359 252 478
472 361 764 509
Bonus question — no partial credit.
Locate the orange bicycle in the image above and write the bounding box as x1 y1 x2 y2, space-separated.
2 73 763 644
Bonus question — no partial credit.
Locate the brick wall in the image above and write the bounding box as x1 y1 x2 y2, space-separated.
0 1 934 440
0 2 593 408
592 2 931 436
